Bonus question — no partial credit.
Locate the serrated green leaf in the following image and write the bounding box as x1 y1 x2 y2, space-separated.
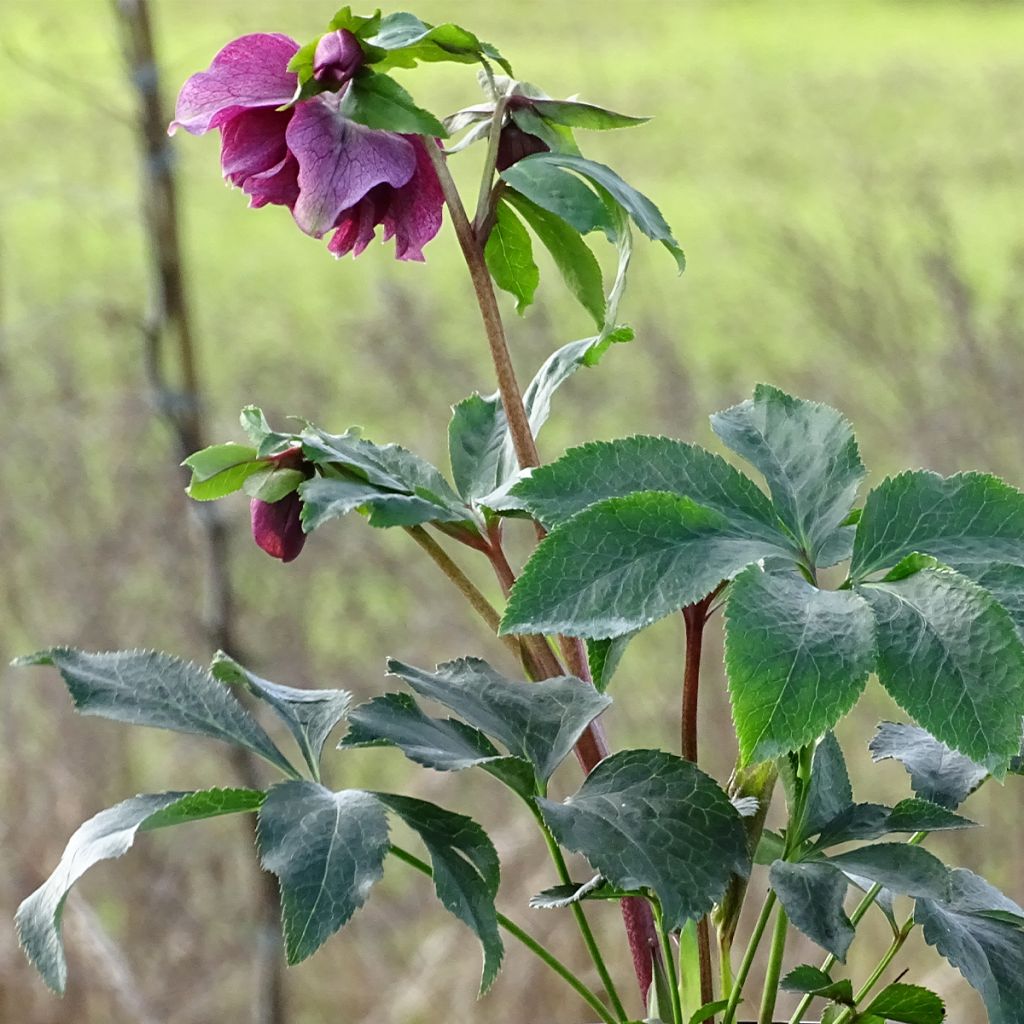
183 442 264 501
17 788 263 992
485 200 539 315
499 157 616 236
711 384 865 565
882 552 941 582
825 843 950 900
586 632 636 692
869 722 989 809
210 653 350 779
339 71 447 137
537 749 749 929
916 868 1024 1024
502 491 793 638
300 475 467 530
529 98 649 131
512 435 791 540
725 567 876 764
688 1000 730 1024
769 860 855 960
376 794 503 992
365 13 511 74
967 562 1024 639
803 732 853 839
863 983 945 1024
851 470 1024 581
339 691 536 798
257 782 390 964
504 190 605 327
16 648 298 777
814 799 975 849
780 965 854 1003
508 153 685 270
385 657 609 782
859 568 1024 773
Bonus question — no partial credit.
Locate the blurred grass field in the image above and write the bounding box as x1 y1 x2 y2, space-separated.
2 1 1024 1021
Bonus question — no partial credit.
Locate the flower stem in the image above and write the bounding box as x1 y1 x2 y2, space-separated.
426 143 540 473
654 905 684 1024
388 843 619 1024
473 93 510 235
829 918 916 1024
532 808 629 1020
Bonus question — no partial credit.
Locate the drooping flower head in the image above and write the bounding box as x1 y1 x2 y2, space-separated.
169 32 443 261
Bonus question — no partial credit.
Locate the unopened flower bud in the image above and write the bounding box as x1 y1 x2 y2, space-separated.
495 123 550 172
313 29 365 86
251 490 306 563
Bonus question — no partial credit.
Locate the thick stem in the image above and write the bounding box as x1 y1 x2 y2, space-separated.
757 907 789 1024
680 597 715 1008
426 143 540 472
389 844 619 1024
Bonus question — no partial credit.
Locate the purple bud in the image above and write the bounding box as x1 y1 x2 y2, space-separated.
251 491 306 563
313 29 365 86
495 123 550 172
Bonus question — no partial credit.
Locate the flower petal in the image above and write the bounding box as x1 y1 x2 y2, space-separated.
286 97 417 238
170 33 298 136
251 493 306 562
244 153 300 210
327 197 382 258
219 107 291 187
382 136 445 262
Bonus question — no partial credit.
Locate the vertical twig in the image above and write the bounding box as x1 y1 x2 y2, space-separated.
112 4 285 1022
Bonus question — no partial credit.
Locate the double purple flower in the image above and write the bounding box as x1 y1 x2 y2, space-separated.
169 31 444 261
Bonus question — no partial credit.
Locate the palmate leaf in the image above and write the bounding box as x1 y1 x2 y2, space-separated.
711 384 865 565
384 657 609 782
916 868 1024 1024
869 721 989 809
859 568 1024 773
725 567 876 764
210 653 350 778
501 491 794 638
537 749 749 929
15 648 297 777
17 788 264 992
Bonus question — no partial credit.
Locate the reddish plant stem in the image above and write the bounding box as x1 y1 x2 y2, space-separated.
681 595 718 1009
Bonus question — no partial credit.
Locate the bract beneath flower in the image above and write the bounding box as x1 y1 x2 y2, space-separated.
169 32 444 261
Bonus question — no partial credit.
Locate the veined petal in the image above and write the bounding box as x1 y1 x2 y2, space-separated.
220 107 291 187
286 97 417 239
382 136 445 262
170 33 298 136
327 196 383 258
244 153 300 210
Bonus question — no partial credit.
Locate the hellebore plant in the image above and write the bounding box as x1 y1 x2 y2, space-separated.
16 9 1024 1024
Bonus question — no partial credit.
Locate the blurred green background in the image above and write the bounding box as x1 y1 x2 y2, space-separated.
2 1 1024 1021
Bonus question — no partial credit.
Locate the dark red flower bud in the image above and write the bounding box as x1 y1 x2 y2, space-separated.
495 123 550 172
251 490 306 562
313 29 365 86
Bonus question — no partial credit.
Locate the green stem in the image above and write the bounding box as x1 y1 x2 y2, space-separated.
473 92 510 235
758 907 789 1024
721 890 777 1024
533 808 629 1020
655 906 684 1024
787 832 927 1024
389 844 619 1024
830 919 916 1024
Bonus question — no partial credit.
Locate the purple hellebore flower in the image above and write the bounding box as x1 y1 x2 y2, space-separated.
168 32 444 261
251 490 306 563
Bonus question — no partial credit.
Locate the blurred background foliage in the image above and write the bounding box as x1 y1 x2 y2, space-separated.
2 1 1024 1021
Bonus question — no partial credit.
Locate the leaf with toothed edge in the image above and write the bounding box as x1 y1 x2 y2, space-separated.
537 749 749 930
384 657 609 781
14 648 298 777
501 491 794 639
802 732 853 840
862 983 945 1024
770 860 855 960
16 788 264 992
